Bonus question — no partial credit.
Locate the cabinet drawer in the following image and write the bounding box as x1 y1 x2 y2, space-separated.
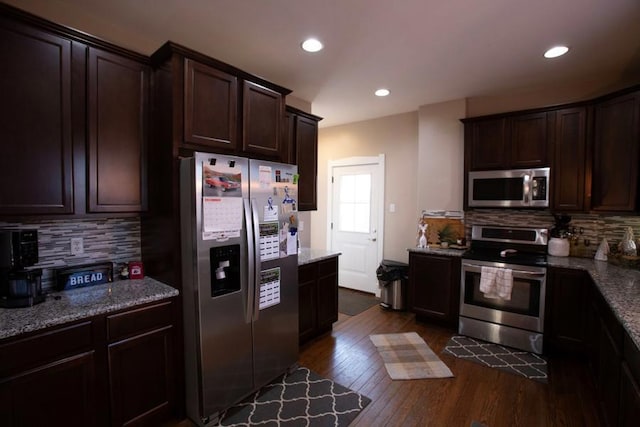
318 257 338 277
107 300 173 343
0 320 93 377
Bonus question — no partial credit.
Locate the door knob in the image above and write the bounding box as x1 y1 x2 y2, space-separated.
370 237 377 242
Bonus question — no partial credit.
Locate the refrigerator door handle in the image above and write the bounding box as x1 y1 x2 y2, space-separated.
244 198 254 324
250 198 262 321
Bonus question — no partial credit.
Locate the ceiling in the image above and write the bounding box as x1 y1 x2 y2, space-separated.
7 0 640 127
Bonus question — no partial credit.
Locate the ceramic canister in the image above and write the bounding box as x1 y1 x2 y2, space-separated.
548 237 570 257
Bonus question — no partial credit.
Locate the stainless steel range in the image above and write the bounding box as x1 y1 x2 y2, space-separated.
459 225 548 354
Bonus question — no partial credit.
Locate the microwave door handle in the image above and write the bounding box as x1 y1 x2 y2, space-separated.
523 174 531 204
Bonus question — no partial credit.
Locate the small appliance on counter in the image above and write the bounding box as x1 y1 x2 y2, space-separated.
0 229 44 308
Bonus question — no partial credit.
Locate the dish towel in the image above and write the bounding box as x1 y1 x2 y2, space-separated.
479 266 498 298
495 268 513 300
479 267 513 300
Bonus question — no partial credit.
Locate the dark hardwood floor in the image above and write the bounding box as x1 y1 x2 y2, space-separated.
168 306 601 426
299 306 601 427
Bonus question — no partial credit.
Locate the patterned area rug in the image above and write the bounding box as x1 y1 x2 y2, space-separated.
370 332 454 380
215 367 371 426
443 335 547 383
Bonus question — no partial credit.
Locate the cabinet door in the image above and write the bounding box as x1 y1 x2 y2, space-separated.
88 48 149 212
0 20 73 214
551 107 587 211
509 112 548 168
242 81 285 160
409 253 460 326
184 58 238 150
591 91 640 211
298 263 317 343
108 327 174 427
546 268 587 354
620 362 640 427
598 320 621 427
316 258 339 330
467 118 508 170
295 115 319 211
5 352 96 427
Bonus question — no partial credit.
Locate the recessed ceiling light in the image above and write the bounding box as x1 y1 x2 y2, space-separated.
301 38 323 53
544 46 569 58
375 89 390 97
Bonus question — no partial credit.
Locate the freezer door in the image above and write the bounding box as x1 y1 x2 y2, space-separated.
181 152 254 422
248 160 299 388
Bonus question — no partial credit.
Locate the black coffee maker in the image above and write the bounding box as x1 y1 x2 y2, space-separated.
0 229 44 308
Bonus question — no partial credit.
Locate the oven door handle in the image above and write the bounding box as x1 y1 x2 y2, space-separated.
462 263 546 277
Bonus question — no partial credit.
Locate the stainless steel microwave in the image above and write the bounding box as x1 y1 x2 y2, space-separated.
468 167 550 208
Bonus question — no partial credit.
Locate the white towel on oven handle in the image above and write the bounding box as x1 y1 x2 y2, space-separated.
479 266 499 299
495 268 513 300
479 266 513 300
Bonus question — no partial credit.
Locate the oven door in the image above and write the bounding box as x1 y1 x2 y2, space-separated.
460 259 546 332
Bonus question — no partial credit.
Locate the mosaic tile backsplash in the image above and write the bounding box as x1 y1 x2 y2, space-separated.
464 210 640 259
0 218 141 291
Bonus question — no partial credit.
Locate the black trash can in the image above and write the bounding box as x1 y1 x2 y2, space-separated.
376 260 409 310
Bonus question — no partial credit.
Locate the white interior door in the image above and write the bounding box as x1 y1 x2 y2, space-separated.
328 156 384 295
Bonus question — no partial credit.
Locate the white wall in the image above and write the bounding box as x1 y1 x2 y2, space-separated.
417 99 466 213
311 112 419 263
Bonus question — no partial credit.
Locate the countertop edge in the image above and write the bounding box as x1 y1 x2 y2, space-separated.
0 277 179 341
298 248 341 265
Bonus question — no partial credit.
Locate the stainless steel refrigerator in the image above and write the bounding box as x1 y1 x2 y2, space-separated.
180 151 299 426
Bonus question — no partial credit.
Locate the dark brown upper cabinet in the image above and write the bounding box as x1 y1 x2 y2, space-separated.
465 112 549 171
0 17 74 215
151 42 290 163
464 84 640 213
286 106 322 211
509 112 549 168
466 118 508 170
591 90 640 212
551 107 587 212
0 5 150 217
184 59 238 150
242 81 285 160
87 47 150 213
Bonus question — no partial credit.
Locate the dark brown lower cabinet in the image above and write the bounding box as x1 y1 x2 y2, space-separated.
107 301 175 426
597 317 622 427
0 299 176 427
2 352 96 427
298 256 339 344
408 252 460 328
545 267 588 354
621 329 640 426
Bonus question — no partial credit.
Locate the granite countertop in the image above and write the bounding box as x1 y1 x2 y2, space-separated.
298 248 341 265
408 246 467 257
0 277 178 340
